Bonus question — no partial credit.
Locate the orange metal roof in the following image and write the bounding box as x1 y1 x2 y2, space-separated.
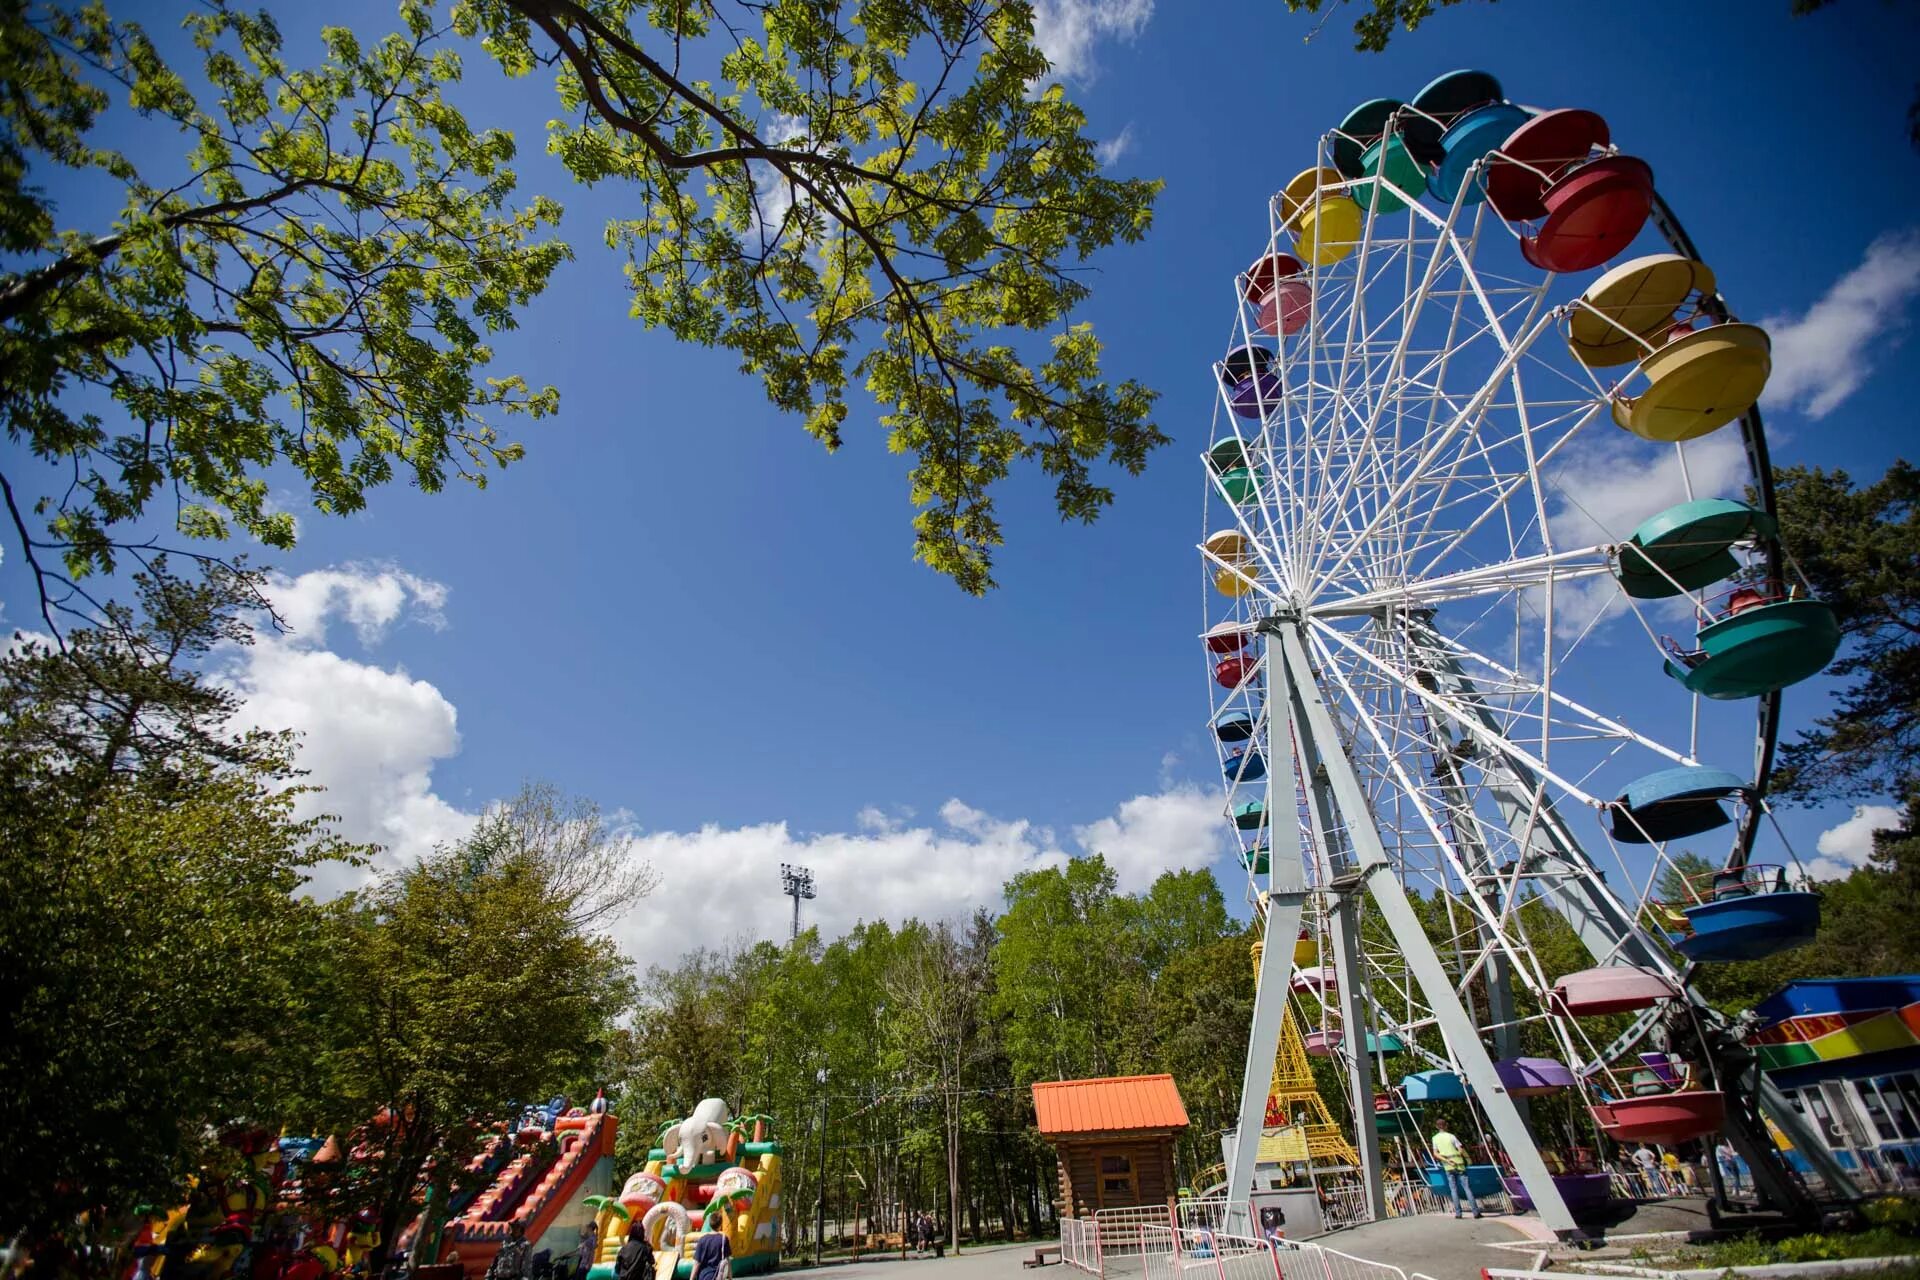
1032 1074 1190 1136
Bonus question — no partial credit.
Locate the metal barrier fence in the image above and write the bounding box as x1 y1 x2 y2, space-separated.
1317 1177 1456 1230
1067 1218 1422 1280
1274 1238 1412 1280
1175 1196 1229 1233
1061 1218 1098 1274
1092 1204 1177 1258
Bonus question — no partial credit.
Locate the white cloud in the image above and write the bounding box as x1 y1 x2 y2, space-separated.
1763 228 1920 419
219 563 474 896
1546 431 1749 548
610 784 1227 972
1095 124 1136 168
749 113 813 243
1807 802 1902 880
1030 0 1153 82
1073 785 1224 887
1535 431 1750 639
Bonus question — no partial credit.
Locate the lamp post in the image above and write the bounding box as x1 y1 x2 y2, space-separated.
814 1067 829 1265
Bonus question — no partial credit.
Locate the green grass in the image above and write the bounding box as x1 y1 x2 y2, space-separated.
1629 1195 1920 1274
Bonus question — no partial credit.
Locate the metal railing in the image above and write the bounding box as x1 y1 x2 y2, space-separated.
1061 1218 1098 1274
1274 1238 1412 1280
1175 1196 1229 1233
1316 1176 1484 1229
1069 1218 1425 1280
1092 1204 1177 1258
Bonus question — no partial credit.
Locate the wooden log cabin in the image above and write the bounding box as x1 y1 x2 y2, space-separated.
1032 1074 1190 1219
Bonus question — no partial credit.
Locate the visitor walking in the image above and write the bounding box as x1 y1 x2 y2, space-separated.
1717 1140 1745 1194
1430 1120 1480 1219
690 1228 730 1280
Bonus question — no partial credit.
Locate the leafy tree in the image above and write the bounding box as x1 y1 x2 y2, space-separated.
1655 850 1716 903
303 787 642 1266
2 0 1164 618
992 855 1127 1081
1768 462 1919 812
884 919 988 1250
0 1 567 630
0 563 360 1244
1276 0 1477 51
471 0 1164 593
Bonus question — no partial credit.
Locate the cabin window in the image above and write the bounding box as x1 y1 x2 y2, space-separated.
1097 1153 1137 1204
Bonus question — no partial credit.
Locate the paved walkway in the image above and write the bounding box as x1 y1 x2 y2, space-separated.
1308 1212 1548 1278
791 1243 1042 1280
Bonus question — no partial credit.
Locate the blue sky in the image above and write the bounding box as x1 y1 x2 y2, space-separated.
4 0 1919 968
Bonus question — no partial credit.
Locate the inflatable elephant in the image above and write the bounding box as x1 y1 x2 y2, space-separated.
660 1098 732 1171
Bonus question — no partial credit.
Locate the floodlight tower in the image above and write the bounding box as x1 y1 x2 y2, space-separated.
780 863 816 940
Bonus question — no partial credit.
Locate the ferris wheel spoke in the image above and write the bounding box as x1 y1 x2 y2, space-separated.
1312 545 1614 615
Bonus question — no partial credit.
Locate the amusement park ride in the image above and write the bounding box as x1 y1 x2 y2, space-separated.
1201 70 1857 1239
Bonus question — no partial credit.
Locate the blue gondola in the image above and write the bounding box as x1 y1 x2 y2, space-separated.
1225 750 1267 782
1213 710 1255 742
1676 869 1820 962
1401 1069 1468 1102
1610 765 1751 843
1423 1164 1505 1199
1430 102 1529 205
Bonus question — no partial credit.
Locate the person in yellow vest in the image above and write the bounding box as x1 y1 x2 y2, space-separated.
1430 1120 1480 1219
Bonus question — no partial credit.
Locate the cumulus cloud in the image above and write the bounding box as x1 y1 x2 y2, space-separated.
1030 0 1153 82
1764 228 1920 419
208 561 1235 964
1095 124 1136 168
611 785 1227 972
1546 431 1750 548
1807 802 1902 880
220 563 474 896
1533 430 1750 639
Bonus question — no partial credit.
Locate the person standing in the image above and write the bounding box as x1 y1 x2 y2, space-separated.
487 1223 532 1280
690 1231 729 1280
1631 1145 1662 1196
572 1223 598 1280
1716 1140 1745 1194
1430 1120 1480 1219
612 1229 654 1280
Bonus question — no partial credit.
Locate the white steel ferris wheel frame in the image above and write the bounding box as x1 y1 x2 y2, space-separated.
1205 154 1852 1238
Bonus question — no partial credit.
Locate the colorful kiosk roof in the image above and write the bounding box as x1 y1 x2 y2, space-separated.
1748 976 1920 1086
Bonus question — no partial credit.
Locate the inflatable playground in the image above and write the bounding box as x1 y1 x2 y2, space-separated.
123 1097 780 1280
579 1100 782 1280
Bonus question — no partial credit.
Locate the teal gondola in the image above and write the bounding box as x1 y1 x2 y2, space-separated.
1662 598 1841 699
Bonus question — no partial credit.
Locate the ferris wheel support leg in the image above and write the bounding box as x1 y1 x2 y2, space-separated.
1223 648 1310 1235
1274 622 1584 1239
1281 668 1387 1222
1408 618 1859 1212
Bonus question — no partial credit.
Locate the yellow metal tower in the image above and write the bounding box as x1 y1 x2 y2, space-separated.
1252 939 1360 1169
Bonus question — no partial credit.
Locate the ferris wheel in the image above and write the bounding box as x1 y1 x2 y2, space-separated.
1199 71 1856 1238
